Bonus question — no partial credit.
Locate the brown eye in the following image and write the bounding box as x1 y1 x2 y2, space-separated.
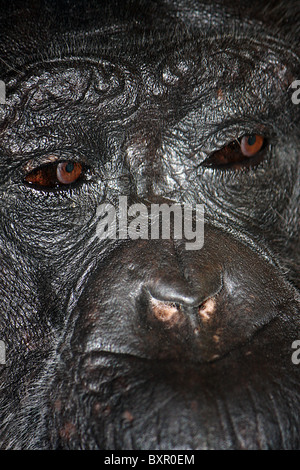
240 135 264 157
201 134 266 170
24 161 84 188
56 162 83 184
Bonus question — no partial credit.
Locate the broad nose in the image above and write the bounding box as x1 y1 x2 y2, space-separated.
71 225 291 365
139 255 223 331
144 238 223 307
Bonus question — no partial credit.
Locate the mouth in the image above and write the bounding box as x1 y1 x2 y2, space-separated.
48 310 299 451
80 310 282 372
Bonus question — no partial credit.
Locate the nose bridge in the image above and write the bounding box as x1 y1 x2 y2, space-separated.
125 124 164 197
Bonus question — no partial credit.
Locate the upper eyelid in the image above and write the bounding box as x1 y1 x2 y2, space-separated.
23 155 61 174
172 114 272 149
22 154 87 174
189 131 269 162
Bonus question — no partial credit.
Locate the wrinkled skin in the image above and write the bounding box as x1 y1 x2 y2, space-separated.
0 0 299 450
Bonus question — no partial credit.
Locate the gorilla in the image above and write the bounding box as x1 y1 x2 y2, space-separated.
0 0 299 450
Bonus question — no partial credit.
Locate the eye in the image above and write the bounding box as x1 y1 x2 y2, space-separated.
57 161 83 184
201 134 267 170
240 135 264 157
24 161 84 188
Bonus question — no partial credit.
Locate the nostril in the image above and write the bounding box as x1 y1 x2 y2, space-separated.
198 297 217 322
140 271 223 333
150 298 183 327
149 296 217 328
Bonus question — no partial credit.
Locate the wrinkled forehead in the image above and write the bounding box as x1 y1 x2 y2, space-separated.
0 0 299 141
0 40 295 131
0 0 299 77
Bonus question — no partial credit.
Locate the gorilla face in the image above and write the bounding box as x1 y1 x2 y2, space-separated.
0 0 299 450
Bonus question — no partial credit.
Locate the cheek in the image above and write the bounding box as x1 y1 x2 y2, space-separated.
0 188 97 256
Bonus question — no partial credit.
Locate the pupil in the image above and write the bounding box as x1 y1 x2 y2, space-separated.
247 135 256 146
65 162 74 173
